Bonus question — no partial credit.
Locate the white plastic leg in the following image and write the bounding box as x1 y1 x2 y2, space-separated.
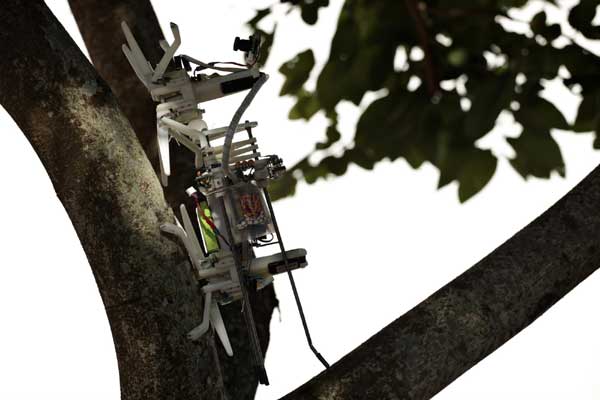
188 291 212 341
159 222 185 240
160 222 202 271
158 39 169 52
161 117 207 144
157 122 171 185
210 304 233 356
152 23 181 82
179 204 204 263
121 22 153 88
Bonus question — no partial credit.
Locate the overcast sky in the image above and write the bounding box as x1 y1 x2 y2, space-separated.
0 1 599 399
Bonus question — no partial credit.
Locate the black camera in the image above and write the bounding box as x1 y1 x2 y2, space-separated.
233 35 261 66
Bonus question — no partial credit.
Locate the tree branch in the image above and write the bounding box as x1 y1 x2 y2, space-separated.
0 1 225 398
67 0 164 171
404 0 440 97
281 165 600 399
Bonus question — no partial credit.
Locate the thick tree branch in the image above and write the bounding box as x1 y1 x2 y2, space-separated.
0 2 225 399
282 165 600 399
67 0 164 170
67 1 278 399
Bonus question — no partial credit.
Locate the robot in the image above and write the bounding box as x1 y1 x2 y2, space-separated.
121 22 327 384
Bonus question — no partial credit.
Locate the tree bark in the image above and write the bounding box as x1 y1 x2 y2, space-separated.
67 0 163 170
281 166 600 399
0 2 226 399
67 1 278 398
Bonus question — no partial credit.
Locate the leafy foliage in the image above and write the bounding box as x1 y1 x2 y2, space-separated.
281 0 331 25
249 0 600 202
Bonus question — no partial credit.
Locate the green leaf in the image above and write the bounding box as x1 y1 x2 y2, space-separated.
560 44 600 77
315 8 360 111
530 11 562 41
345 147 377 170
268 172 298 201
508 128 565 179
355 87 464 170
301 5 319 25
303 163 329 184
519 44 564 79
516 96 569 131
574 90 600 133
300 0 330 25
315 2 396 111
497 0 529 8
354 90 418 156
465 73 515 140
543 24 562 41
594 132 600 149
289 90 320 120
296 154 350 185
568 0 600 40
320 155 349 176
448 48 468 67
457 149 497 202
271 0 600 202
531 11 547 36
510 96 567 179
436 147 497 201
279 50 315 96
315 123 341 150
247 7 271 28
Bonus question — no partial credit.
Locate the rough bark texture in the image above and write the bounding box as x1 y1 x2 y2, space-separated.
70 1 279 399
282 166 600 399
0 2 226 399
67 0 163 170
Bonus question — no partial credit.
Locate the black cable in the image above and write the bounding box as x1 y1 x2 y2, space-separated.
262 189 330 369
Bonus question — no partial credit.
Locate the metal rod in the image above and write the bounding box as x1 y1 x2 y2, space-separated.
262 189 330 369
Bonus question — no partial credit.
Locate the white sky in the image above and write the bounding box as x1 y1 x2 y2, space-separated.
0 1 599 399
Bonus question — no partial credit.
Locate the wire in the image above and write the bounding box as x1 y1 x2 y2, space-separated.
210 61 248 68
222 73 269 181
192 196 232 250
262 189 330 369
181 54 246 73
258 232 274 243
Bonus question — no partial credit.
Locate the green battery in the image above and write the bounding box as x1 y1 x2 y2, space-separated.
197 201 220 254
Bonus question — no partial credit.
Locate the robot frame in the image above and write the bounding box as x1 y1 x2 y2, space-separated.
121 22 328 384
